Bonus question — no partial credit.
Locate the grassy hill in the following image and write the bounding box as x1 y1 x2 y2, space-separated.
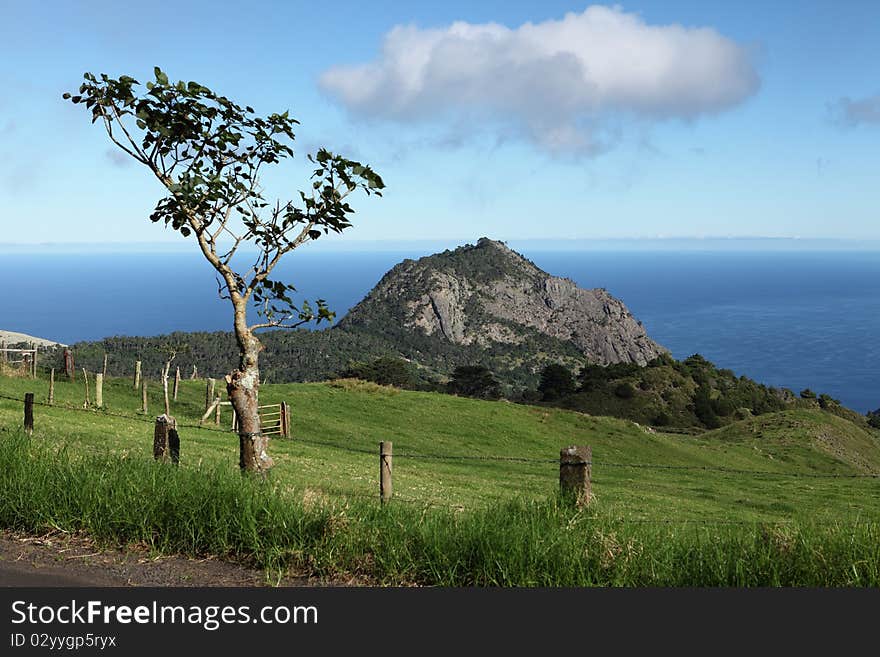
1 373 878 524
2 372 879 585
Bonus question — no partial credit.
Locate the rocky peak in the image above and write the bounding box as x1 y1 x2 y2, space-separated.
339 238 667 367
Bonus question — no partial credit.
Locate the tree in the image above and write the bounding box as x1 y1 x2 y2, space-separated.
693 384 721 429
158 342 189 416
65 68 384 474
537 363 576 401
339 356 415 388
447 365 501 400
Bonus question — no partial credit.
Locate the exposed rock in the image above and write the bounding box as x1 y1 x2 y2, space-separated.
0 330 66 348
339 237 666 367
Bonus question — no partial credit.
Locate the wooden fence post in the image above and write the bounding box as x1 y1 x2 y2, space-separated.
31 344 37 378
48 368 55 405
133 360 141 390
190 364 198 380
205 378 215 413
82 368 90 408
153 414 177 462
1 340 5 364
560 445 592 507
95 373 103 408
64 349 75 381
200 397 220 424
173 366 181 401
141 379 148 414
102 353 108 378
24 393 34 435
280 401 290 438
162 368 171 416
215 398 221 425
380 441 393 504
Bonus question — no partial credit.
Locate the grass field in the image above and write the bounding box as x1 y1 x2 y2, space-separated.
1 372 879 585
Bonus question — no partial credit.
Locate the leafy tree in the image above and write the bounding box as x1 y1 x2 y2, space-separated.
577 364 606 392
537 363 576 401
800 388 817 400
447 365 501 400
867 409 880 430
66 68 384 473
339 356 415 388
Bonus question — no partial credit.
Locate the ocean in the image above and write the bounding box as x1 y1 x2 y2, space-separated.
1 248 878 413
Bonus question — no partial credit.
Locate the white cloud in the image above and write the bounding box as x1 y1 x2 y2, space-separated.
319 5 760 156
831 94 880 126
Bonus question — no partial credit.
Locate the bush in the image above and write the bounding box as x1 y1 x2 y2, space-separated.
614 382 636 399
517 389 543 404
733 407 753 421
693 385 722 429
800 388 817 400
447 365 502 400
710 396 736 417
652 411 672 427
818 394 839 410
537 364 576 401
338 356 416 388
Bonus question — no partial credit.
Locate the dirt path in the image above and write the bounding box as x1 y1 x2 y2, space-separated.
0 529 344 587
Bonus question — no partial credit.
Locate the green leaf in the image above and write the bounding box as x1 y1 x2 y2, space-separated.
154 67 169 85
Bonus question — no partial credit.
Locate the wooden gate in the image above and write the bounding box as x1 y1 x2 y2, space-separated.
259 402 290 439
201 399 290 439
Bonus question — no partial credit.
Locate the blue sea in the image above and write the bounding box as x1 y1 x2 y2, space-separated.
1 248 878 413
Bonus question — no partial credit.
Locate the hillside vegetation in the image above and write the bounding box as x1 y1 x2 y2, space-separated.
38 238 874 432
1 372 879 585
1 373 877 521
45 337 870 433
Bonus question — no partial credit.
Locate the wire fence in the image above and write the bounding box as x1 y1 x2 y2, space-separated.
1 391 879 480
0 392 233 436
2 388 880 527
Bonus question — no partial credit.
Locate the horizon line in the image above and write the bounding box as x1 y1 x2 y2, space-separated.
4 236 880 246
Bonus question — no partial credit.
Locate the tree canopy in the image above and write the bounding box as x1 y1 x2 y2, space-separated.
65 67 384 331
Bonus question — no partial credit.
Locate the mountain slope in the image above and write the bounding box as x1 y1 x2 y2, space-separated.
338 237 665 369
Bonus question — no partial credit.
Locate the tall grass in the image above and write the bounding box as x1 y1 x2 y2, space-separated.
1 431 878 586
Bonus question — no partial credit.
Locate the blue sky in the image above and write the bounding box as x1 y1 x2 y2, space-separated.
0 0 878 246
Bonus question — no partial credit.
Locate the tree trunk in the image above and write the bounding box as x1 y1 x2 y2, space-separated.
227 319 272 474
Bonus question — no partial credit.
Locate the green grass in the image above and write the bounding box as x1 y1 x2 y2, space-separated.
0 431 878 586
1 372 879 585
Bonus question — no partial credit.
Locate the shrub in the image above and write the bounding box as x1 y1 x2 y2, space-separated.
614 382 636 399
711 396 736 417
652 411 672 427
693 385 722 429
338 356 416 388
447 365 502 400
537 364 576 401
818 393 839 410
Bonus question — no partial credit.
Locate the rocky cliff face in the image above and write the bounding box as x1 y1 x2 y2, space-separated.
339 238 666 367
